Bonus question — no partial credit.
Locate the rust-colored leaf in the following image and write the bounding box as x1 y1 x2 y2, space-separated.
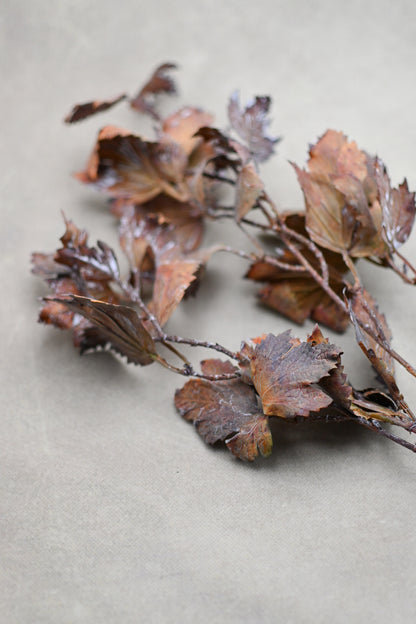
64 94 127 124
228 92 280 163
256 278 349 333
235 162 264 222
130 62 177 119
47 295 157 365
119 213 218 326
293 130 386 258
345 287 399 398
250 331 340 417
175 359 272 461
246 213 350 332
75 126 189 204
374 159 416 250
307 325 353 408
32 217 123 349
162 107 214 155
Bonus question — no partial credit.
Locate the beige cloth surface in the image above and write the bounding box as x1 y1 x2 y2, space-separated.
2 1 416 622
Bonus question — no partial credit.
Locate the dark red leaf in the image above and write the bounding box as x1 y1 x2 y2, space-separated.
130 62 177 119
64 94 127 124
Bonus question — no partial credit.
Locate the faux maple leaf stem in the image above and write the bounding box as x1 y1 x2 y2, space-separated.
203 172 236 186
163 335 240 361
219 245 306 273
342 252 361 288
153 352 240 381
355 320 416 380
357 417 416 454
262 194 331 285
387 251 416 285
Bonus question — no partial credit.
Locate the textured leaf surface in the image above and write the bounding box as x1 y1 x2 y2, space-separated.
175 359 272 461
250 332 340 417
47 296 157 365
294 130 385 257
246 213 350 332
228 92 280 163
76 126 189 204
162 107 214 155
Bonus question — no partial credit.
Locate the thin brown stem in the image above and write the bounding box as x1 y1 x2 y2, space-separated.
218 245 306 273
387 254 416 285
237 221 267 255
342 252 361 287
356 417 416 453
262 192 330 285
203 172 236 186
355 318 416 380
164 335 240 361
162 342 192 367
154 354 240 381
394 248 416 277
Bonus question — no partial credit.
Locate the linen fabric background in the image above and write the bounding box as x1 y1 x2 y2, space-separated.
1 1 416 622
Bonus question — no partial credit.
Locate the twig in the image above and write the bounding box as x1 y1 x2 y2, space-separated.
164 335 240 361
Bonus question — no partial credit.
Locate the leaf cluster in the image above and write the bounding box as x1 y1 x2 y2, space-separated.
32 63 416 461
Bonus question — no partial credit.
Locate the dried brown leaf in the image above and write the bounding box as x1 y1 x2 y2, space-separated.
119 213 218 326
162 107 214 155
64 94 127 124
293 130 385 257
246 213 350 332
228 92 280 163
307 326 353 408
32 217 123 350
235 162 264 222
175 359 272 461
256 278 349 333
345 287 399 398
47 295 157 365
250 331 340 418
75 126 189 204
374 159 416 250
130 62 177 119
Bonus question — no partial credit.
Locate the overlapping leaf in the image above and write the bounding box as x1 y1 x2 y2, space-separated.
161 107 214 155
250 331 341 417
130 62 177 119
32 218 123 351
76 126 189 204
235 162 264 222
228 92 280 163
46 295 157 365
345 287 399 395
373 159 416 251
119 210 219 326
246 213 350 332
175 359 272 461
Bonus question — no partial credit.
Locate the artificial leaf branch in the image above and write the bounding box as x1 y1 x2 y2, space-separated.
32 62 416 461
